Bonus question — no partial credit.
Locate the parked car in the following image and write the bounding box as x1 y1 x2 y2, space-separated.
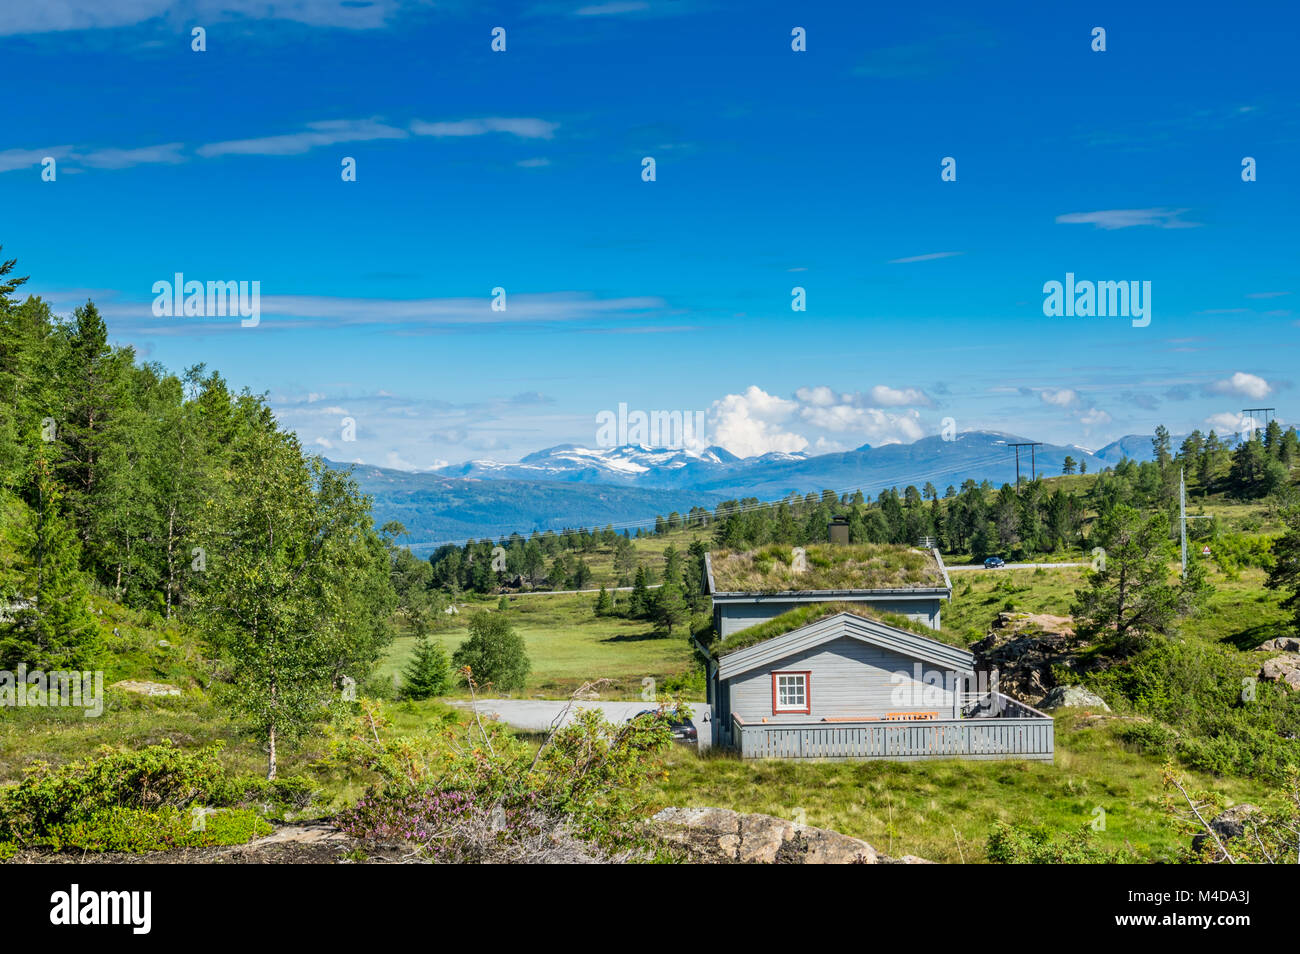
630 707 697 744
983 556 1007 569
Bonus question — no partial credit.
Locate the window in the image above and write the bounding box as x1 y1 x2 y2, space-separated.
772 671 811 714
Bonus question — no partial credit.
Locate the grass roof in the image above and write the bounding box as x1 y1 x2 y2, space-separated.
711 602 952 658
708 543 945 594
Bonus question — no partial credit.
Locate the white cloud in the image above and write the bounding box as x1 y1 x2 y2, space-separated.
795 384 932 409
707 386 808 458
0 0 399 35
1079 408 1112 432
799 404 924 444
1205 411 1246 433
0 142 182 173
1040 388 1079 407
887 251 964 264
575 1 650 14
198 119 409 158
409 117 558 140
80 143 185 168
868 384 931 407
1207 371 1272 399
1055 208 1200 230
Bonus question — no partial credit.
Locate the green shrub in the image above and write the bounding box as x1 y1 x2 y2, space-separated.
1087 638 1300 782
0 741 279 855
0 740 223 844
986 823 1134 863
38 806 270 853
1117 720 1178 756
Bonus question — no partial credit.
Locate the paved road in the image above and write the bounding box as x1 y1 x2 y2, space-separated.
449 698 713 748
947 562 1087 571
504 584 662 597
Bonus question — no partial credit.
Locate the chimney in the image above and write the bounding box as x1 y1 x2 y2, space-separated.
828 516 850 545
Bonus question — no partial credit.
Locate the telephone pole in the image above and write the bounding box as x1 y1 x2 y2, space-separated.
1008 442 1043 490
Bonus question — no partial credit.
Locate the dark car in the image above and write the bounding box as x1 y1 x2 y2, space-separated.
631 707 698 744
983 556 1007 569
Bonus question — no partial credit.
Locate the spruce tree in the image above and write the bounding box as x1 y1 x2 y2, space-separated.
629 565 650 618
401 634 450 700
594 585 613 616
1 458 98 668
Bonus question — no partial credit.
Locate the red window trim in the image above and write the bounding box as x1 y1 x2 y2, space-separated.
771 670 812 715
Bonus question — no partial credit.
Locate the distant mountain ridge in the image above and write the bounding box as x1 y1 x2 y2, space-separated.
335 430 1163 545
423 430 1142 495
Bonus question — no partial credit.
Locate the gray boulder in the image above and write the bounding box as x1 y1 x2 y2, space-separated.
1258 637 1300 653
1039 685 1109 711
1260 655 1300 691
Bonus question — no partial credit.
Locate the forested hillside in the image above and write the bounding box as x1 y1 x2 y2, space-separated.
0 250 395 775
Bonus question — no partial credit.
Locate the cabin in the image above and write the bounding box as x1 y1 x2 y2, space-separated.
705 532 952 638
702 606 1053 762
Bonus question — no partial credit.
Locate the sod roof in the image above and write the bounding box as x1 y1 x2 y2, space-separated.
707 543 946 594
711 601 957 658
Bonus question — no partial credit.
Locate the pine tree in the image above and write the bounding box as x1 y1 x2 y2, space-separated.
401 634 450 700
1071 505 1178 652
654 580 689 636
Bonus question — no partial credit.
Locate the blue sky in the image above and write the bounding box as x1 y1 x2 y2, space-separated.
3 0 1297 469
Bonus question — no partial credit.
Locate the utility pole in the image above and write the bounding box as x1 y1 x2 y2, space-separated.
1179 468 1213 577
1008 442 1043 490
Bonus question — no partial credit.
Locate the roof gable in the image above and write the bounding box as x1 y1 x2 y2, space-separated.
717 611 974 681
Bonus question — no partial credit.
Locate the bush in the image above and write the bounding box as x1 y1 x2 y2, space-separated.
0 741 280 855
332 700 675 856
0 741 223 844
1087 638 1300 782
986 823 1133 863
39 806 271 853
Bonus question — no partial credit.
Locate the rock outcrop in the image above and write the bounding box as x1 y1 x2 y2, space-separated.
651 807 930 864
1259 655 1300 691
1040 685 1109 711
110 680 181 697
972 612 1078 705
1258 637 1300 653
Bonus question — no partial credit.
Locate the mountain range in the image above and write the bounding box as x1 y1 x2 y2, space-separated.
333 430 1161 547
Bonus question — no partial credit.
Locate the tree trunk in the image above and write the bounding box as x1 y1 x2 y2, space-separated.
267 720 277 781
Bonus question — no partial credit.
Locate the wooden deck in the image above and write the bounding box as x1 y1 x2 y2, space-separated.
731 696 1054 762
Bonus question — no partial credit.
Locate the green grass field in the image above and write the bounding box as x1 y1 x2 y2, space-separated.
377 592 699 699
